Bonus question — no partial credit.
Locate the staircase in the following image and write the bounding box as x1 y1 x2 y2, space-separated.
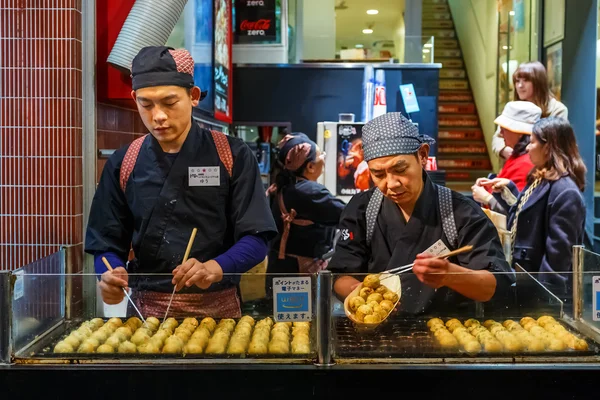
423 0 492 191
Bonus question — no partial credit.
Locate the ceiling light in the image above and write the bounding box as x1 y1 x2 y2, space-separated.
509 10 515 15
355 44 364 48
362 28 373 34
367 9 379 15
423 49 430 53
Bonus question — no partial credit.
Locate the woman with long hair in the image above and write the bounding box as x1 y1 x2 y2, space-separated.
482 117 585 298
266 133 346 278
492 61 568 161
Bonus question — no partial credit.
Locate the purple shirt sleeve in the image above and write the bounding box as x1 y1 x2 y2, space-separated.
94 252 126 275
214 234 269 274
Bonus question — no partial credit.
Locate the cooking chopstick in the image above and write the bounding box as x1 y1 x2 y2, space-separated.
381 245 474 277
163 227 197 324
101 257 147 326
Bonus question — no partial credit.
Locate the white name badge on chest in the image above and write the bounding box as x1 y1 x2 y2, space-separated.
189 166 220 187
424 239 451 257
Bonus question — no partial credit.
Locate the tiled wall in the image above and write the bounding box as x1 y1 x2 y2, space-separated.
0 0 83 270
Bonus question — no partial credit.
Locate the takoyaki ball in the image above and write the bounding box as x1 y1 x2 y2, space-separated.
375 284 389 295
574 338 588 351
148 336 165 350
197 318 216 334
355 304 374 322
107 317 123 328
502 338 523 352
482 319 497 329
82 337 100 349
363 314 382 324
523 321 538 332
180 317 197 327
136 343 160 354
427 318 444 328
205 340 227 354
560 334 577 349
446 318 462 328
227 338 248 354
463 340 481 354
96 344 114 354
90 318 105 330
235 321 253 333
291 333 310 345
502 319 516 328
363 274 380 289
349 296 366 312
438 335 459 348
366 293 384 304
526 339 546 352
145 316 160 328
253 330 270 343
164 335 184 348
293 321 310 328
371 304 387 320
248 341 268 355
118 341 137 353
463 319 480 328
537 315 556 326
183 341 204 354
163 317 179 329
239 316 256 327
69 330 87 343
152 329 170 343
271 331 290 343
292 343 311 354
162 341 184 354
359 287 374 300
115 326 133 339
520 317 536 326
382 291 399 303
80 321 98 332
218 318 237 331
430 324 447 334
91 330 109 343
191 326 211 339
63 335 81 349
174 331 191 343
256 317 273 329
268 340 290 354
482 340 502 353
292 326 310 337
273 322 290 331
77 325 93 338
54 341 74 353
130 331 150 346
549 339 566 351
98 325 115 337
105 336 122 349
77 342 96 353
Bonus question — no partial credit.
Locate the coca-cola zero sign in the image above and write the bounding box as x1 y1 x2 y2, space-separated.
234 0 276 43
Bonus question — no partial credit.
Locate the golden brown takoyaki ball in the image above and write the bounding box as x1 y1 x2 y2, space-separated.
271 331 290 343
104 336 122 349
549 339 566 351
130 331 150 346
239 316 256 327
429 324 447 334
537 315 556 326
191 326 211 339
463 319 480 328
117 341 136 353
293 321 310 328
145 316 160 327
227 338 248 354
91 330 109 343
90 318 104 329
382 291 399 303
148 336 165 349
363 314 382 324
174 331 191 343
375 285 388 296
268 340 290 354
427 318 444 328
502 338 523 352
205 340 227 354
235 321 253 332
355 304 374 322
520 317 536 326
482 320 497 329
378 301 394 315
348 296 366 312
126 317 142 328
372 304 388 320
69 330 87 343
136 343 160 354
152 329 170 343
98 325 115 337
96 344 114 353
211 329 230 342
77 326 93 338
163 317 179 329
463 340 481 353
82 337 100 349
63 335 81 349
292 343 311 354
483 339 503 353
199 317 217 332
115 326 133 339
363 274 380 289
273 322 290 331
292 326 310 337
256 317 273 329
107 317 123 327
446 318 462 328
181 317 197 327
183 341 204 354
523 321 538 332
291 333 310 345
359 287 374 300
248 341 268 354
366 293 384 304
526 339 546 352
574 338 588 351
77 342 96 353
438 335 459 348
80 321 98 332
162 340 184 354
54 341 74 353
502 319 516 328
218 319 236 331
164 335 184 348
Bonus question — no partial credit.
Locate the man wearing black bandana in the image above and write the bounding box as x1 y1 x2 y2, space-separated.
85 46 277 318
328 112 513 315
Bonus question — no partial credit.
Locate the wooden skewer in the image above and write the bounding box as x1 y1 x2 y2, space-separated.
101 257 147 326
381 245 474 277
163 227 198 323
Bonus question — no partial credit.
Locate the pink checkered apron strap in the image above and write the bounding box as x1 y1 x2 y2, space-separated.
133 287 241 319
119 134 148 193
210 130 234 177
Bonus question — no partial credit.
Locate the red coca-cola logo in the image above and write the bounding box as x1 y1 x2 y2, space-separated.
240 19 271 30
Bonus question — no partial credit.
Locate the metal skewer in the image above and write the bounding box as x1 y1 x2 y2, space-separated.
163 227 197 324
101 257 147 326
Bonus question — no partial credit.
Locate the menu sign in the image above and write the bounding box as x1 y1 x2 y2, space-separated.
214 0 232 123
234 0 277 43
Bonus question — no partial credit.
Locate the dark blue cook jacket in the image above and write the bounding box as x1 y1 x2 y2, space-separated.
493 175 585 296
267 179 346 273
85 122 277 293
328 172 514 316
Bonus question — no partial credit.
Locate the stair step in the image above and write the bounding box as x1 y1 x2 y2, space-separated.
423 12 451 21
423 20 453 28
424 0 448 4
435 49 461 57
438 143 488 155
423 4 449 13
437 58 463 68
438 158 493 170
440 79 469 90
438 128 483 140
439 90 473 102
422 29 455 39
439 114 479 127
430 39 458 48
439 102 476 114
440 69 466 79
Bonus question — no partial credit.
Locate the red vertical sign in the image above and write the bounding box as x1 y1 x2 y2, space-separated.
214 0 233 123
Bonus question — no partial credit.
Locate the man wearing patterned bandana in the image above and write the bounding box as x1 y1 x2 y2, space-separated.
328 112 513 315
85 46 277 318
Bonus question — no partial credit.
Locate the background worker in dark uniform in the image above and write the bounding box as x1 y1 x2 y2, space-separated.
328 112 513 315
85 46 277 318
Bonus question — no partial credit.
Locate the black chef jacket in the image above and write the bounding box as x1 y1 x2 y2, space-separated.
85 122 277 293
328 172 513 315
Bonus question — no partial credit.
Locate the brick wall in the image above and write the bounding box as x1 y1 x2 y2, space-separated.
0 0 83 270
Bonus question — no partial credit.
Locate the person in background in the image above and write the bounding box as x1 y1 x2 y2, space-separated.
492 61 568 162
85 46 277 318
481 117 585 298
472 101 539 213
266 133 346 277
